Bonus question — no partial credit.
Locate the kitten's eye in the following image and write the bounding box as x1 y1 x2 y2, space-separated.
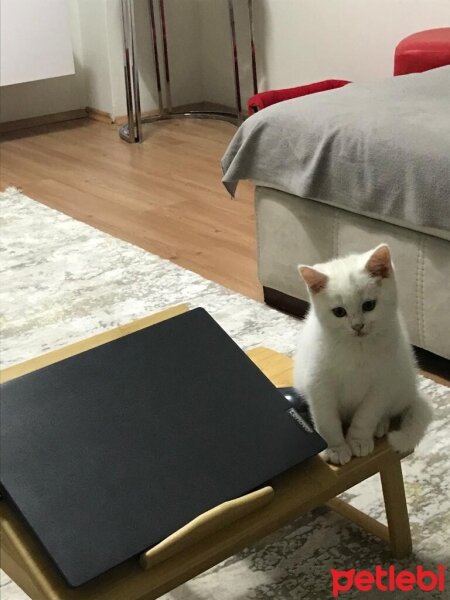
332 307 347 318
362 300 376 312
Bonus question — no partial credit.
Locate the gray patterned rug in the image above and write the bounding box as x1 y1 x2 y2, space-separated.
1 188 449 599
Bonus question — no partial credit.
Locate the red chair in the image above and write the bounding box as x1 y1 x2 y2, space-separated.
394 27 450 75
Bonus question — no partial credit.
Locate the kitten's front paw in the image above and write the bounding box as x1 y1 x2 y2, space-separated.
347 435 374 457
322 444 352 465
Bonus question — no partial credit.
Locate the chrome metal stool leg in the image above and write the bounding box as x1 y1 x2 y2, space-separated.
248 0 258 96
120 0 142 142
159 0 172 113
228 0 242 123
149 0 164 117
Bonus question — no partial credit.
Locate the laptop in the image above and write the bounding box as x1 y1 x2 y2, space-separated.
0 308 326 587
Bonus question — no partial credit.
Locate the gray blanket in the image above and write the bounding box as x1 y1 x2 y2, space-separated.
222 66 450 234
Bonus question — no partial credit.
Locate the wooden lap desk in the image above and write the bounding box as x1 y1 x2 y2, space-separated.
0 305 412 600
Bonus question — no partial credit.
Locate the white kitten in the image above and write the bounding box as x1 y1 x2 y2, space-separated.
294 244 433 465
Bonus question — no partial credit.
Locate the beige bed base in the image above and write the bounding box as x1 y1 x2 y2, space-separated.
255 186 450 360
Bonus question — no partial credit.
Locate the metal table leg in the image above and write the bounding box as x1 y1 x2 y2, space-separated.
149 0 164 116
248 0 258 96
120 0 142 143
119 0 258 143
228 0 242 122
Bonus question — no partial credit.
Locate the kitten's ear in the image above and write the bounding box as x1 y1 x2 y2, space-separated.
365 244 392 279
298 265 328 294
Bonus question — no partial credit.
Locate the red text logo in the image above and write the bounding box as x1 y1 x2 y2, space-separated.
331 565 446 597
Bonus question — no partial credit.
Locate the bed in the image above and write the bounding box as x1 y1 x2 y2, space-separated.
222 67 450 360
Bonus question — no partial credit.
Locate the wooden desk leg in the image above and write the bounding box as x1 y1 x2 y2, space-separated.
380 458 412 558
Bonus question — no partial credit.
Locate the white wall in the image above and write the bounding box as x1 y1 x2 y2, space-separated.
0 0 244 123
187 0 450 111
0 0 86 123
198 0 235 108
198 0 254 110
253 0 450 91
163 0 204 109
198 0 450 106
77 0 113 115
77 0 204 120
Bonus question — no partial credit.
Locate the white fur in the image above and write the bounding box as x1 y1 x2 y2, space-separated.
294 245 433 465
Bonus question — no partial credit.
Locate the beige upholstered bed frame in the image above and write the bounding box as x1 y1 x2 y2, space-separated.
255 186 450 360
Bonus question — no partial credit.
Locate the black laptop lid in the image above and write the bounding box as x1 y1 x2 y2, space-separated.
0 308 326 587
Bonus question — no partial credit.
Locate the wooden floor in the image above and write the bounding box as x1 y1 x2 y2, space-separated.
0 118 259 300
0 118 448 385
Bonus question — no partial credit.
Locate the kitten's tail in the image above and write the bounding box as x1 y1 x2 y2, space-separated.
388 392 433 453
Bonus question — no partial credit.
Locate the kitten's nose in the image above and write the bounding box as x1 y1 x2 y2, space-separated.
352 323 364 332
